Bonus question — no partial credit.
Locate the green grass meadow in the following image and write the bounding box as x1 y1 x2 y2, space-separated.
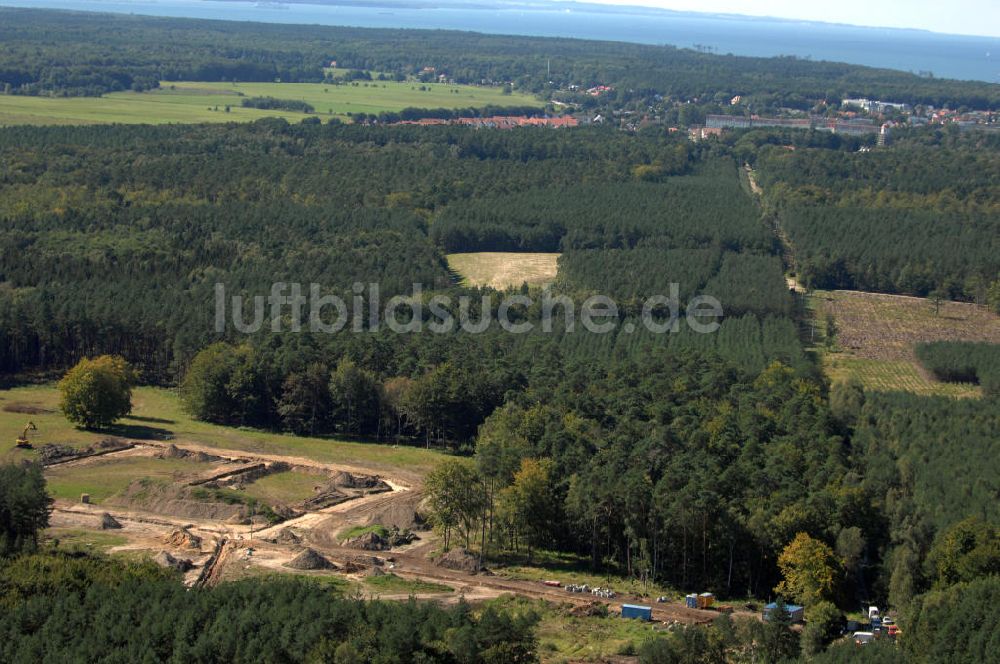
0 384 443 475
0 80 539 126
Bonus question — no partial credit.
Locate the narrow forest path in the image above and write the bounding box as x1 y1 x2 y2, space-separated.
745 164 805 293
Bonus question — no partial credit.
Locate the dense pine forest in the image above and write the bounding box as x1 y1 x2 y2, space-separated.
3 8 1000 109
755 129 1000 300
915 342 1000 396
0 121 795 385
1 15 999 660
0 548 538 663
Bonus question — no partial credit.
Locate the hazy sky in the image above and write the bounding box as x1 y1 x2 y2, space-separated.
576 0 1000 38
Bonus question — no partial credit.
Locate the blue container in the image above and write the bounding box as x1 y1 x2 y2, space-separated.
621 604 653 621
685 594 698 609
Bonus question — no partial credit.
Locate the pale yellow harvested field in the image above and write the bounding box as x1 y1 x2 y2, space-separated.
813 290 1000 397
447 252 560 290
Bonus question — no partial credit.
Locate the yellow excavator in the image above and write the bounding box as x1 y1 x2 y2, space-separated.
14 421 37 449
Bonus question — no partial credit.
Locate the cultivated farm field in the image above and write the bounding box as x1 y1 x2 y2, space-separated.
812 289 1000 397
0 80 539 126
447 252 560 290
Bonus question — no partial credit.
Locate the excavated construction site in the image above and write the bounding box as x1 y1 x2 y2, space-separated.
44 438 726 625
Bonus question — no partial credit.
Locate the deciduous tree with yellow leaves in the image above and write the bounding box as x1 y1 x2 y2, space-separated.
775 532 843 606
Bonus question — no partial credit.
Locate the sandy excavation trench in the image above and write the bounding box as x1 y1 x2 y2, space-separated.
46 440 425 586
44 440 730 625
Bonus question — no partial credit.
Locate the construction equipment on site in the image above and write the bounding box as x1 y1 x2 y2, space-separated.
14 421 37 449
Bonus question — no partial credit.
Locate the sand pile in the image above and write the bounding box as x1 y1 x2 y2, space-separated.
345 531 390 551
154 550 193 572
436 548 480 573
368 499 426 532
158 444 187 459
267 528 302 545
285 548 334 570
163 527 202 550
331 471 388 490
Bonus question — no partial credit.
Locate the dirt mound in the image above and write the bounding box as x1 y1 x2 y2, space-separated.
157 445 221 463
285 548 334 570
154 550 193 572
301 487 350 510
38 443 82 463
108 481 246 522
365 492 426 531
366 566 387 577
570 602 609 618
345 531 390 551
331 471 388 490
339 561 367 574
160 443 193 459
39 439 131 464
163 527 202 550
436 548 480 573
265 528 302 545
159 444 185 458
347 554 384 567
3 402 54 414
100 513 123 530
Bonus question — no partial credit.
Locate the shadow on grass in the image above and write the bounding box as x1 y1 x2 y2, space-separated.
101 422 174 440
487 548 594 572
123 414 177 425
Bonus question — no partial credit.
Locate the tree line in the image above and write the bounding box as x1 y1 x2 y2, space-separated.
916 341 1000 397
3 8 1000 109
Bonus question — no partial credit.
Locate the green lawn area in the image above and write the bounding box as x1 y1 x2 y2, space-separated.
44 457 204 504
236 470 323 506
447 252 561 290
0 384 443 476
364 573 452 595
0 80 539 126
44 527 129 552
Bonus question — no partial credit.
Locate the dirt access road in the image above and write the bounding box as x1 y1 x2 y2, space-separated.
49 439 729 626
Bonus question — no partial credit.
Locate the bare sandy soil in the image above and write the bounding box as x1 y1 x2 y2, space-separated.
46 439 727 626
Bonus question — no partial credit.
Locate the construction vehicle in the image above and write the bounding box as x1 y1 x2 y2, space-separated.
14 421 37 449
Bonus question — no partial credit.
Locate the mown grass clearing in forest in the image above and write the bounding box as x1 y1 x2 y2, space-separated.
447 252 560 290
809 290 1000 397
235 470 324 506
364 573 452 595
0 384 442 476
0 80 539 126
44 457 205 504
44 527 130 552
